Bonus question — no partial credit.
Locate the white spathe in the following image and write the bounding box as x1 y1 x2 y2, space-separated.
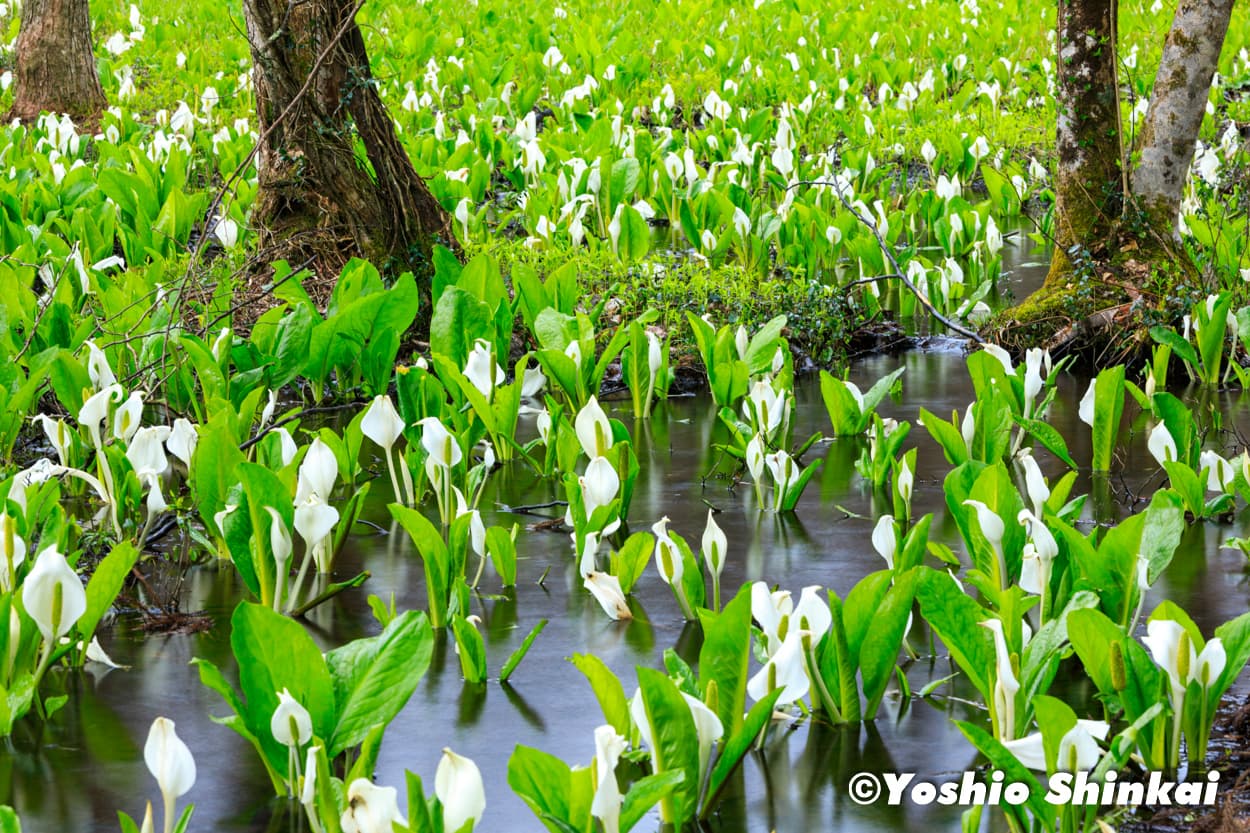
574 397 614 459
340 778 407 833
270 688 313 748
22 545 87 641
361 395 405 452
435 748 486 833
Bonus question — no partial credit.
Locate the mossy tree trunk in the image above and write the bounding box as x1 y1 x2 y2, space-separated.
8 0 107 123
998 0 1235 357
1050 0 1122 272
242 0 454 282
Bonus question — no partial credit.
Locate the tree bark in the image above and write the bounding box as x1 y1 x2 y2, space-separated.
989 0 1231 359
8 0 107 123
988 0 1132 357
1051 0 1123 257
1131 0 1236 235
242 0 453 281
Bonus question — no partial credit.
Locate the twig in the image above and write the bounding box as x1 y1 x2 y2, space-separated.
238 401 365 451
14 254 71 362
498 500 567 515
789 179 985 343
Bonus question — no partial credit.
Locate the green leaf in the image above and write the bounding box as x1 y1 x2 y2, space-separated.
570 653 630 737
500 619 548 682
429 286 493 370
916 568 993 698
613 204 650 262
193 413 248 538
485 525 518 587
1212 611 1250 703
1032 694 1078 773
842 571 894 664
507 745 595 833
1163 461 1204 515
534 308 579 351
389 505 451 628
919 407 969 466
859 568 919 717
236 462 296 607
955 721 1054 829
346 723 388 785
609 532 653 595
192 657 246 718
325 610 433 756
1139 489 1184 584
451 615 488 684
1090 365 1125 472
1067 608 1161 729
1015 416 1077 468
231 602 335 782
860 366 905 417
696 586 752 734
621 770 685 832
268 303 315 389
819 371 863 435
636 667 699 825
743 315 787 373
79 542 139 645
702 689 780 817
610 157 642 203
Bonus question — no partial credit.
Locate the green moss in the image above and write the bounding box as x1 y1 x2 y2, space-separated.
469 239 862 365
989 224 1198 364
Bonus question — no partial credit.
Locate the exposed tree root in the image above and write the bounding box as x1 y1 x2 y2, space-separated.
986 229 1196 370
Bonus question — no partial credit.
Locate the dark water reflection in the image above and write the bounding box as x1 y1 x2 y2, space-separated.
7 348 1250 833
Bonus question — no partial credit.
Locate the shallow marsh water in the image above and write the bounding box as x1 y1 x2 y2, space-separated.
8 343 1250 833
6 240 1250 832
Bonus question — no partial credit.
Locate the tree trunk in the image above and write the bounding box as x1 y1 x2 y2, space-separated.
1051 0 1123 258
989 0 1232 361
1131 0 1236 235
8 0 107 123
991 0 1128 354
242 0 453 283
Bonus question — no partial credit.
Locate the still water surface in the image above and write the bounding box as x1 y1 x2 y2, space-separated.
6 263 1250 833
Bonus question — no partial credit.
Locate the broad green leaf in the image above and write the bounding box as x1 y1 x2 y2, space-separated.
916 568 993 697
701 689 780 818
622 771 684 832
231 602 335 779
955 721 1054 829
389 505 451 628
613 204 650 262
1090 365 1125 472
325 610 433 756
1016 416 1077 468
919 407 969 466
859 568 919 717
79 542 139 644
636 667 700 824
451 615 488 684
507 745 595 833
429 286 492 370
609 532 653 595
696 586 752 734
570 653 630 737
